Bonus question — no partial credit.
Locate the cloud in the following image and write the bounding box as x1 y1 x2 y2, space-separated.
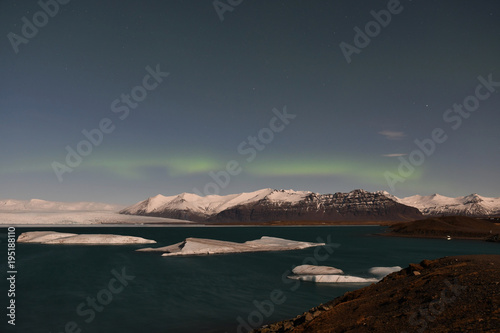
378 131 406 140
382 153 407 157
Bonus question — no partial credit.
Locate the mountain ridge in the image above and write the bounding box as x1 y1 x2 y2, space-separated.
389 192 500 217
119 188 423 223
4 189 498 222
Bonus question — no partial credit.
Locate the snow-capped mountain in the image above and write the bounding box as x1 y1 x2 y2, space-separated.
390 193 500 217
120 188 423 223
120 188 309 221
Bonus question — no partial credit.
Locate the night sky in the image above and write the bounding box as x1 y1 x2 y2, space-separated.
1 0 499 204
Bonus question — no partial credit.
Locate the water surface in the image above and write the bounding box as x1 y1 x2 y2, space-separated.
2 226 499 333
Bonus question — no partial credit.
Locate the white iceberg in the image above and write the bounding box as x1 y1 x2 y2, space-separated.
18 231 79 243
368 266 402 277
288 274 379 283
17 231 156 245
137 236 325 256
287 264 379 284
292 265 344 275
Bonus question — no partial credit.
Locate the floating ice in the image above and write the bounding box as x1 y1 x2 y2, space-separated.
288 274 378 283
368 266 402 277
17 231 156 245
287 264 386 284
292 265 344 275
137 236 325 256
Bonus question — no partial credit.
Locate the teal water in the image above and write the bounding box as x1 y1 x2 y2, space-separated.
2 226 500 333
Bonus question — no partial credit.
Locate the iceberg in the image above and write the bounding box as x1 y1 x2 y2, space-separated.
288 274 379 283
17 231 156 245
368 266 402 277
137 236 325 256
287 264 382 284
292 265 344 275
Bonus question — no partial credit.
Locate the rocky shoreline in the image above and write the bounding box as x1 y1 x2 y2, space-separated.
385 216 500 241
253 255 500 332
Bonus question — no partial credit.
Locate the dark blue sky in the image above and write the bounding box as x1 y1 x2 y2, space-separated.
1 0 499 204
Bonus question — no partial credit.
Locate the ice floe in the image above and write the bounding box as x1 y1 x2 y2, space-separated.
287 264 401 284
137 236 324 256
292 265 344 275
288 274 379 283
17 231 156 245
368 266 402 277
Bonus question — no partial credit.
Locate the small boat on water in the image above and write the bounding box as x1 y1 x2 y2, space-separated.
446 235 452 241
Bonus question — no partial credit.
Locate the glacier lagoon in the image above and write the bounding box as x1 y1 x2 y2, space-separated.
3 225 500 333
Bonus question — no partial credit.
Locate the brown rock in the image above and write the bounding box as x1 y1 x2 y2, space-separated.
420 259 433 268
409 263 423 271
253 255 500 333
282 321 293 330
311 310 322 318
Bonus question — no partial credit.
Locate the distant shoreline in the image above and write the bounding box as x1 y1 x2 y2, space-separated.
379 216 500 243
5 217 498 231
208 220 391 226
1 222 385 228
378 232 491 241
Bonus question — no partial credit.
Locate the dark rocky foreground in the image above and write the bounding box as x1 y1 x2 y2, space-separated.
253 255 500 332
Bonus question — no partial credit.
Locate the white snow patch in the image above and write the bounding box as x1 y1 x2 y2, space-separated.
267 189 311 203
0 199 123 211
0 199 189 225
0 210 192 225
